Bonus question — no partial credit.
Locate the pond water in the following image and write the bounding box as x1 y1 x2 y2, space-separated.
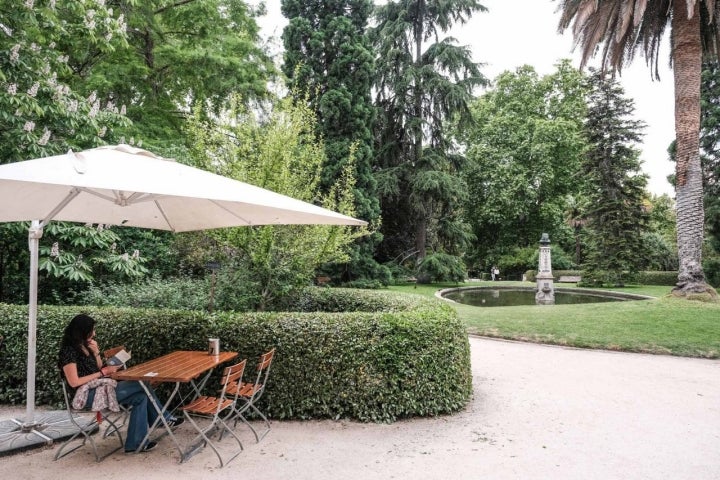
443 288 632 307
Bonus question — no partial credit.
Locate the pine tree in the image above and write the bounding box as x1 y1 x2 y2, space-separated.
371 0 486 266
281 0 385 283
581 69 649 286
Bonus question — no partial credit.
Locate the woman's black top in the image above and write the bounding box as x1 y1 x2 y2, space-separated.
58 345 100 393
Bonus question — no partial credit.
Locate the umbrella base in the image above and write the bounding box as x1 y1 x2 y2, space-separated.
0 411 94 456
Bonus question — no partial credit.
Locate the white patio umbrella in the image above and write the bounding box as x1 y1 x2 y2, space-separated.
0 144 366 435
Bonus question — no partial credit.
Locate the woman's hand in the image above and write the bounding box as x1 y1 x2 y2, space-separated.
101 365 122 377
86 338 100 356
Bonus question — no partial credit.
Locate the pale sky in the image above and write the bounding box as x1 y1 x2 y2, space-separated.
256 0 676 197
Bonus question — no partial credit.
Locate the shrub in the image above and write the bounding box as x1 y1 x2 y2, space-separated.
76 275 211 311
498 246 575 281
416 253 466 284
0 288 471 422
635 271 679 286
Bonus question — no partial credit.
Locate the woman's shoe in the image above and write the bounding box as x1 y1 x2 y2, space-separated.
168 416 185 429
126 441 157 453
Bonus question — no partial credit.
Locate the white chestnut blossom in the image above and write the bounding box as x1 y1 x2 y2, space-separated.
38 128 51 146
10 44 20 63
89 99 100 118
7 84 17 95
27 82 39 97
50 242 60 258
23 121 36 132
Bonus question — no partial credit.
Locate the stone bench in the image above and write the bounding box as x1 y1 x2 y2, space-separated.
557 275 581 283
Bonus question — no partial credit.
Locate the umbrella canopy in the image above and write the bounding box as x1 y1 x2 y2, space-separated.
0 144 366 230
0 144 365 429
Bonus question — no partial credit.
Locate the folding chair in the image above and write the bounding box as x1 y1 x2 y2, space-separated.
180 359 247 467
224 347 275 442
54 375 125 462
101 345 132 437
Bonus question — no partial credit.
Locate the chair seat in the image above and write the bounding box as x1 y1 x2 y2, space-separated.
182 396 234 416
226 381 262 398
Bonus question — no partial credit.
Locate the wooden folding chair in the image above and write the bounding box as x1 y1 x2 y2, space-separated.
180 359 247 467
224 347 275 442
54 375 125 462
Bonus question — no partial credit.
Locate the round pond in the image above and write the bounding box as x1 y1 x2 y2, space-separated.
439 286 652 307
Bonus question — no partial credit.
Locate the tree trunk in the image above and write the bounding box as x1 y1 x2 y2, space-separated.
671 1 717 298
412 2 426 260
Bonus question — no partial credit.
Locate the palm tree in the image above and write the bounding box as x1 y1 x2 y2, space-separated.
557 0 718 299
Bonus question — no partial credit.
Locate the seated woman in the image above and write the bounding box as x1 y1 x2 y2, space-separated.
58 313 183 453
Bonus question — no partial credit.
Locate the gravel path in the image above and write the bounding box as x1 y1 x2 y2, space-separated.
2 336 719 479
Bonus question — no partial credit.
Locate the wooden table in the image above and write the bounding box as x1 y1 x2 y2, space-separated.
113 350 238 460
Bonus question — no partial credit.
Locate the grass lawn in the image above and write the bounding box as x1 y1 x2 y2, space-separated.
388 281 720 358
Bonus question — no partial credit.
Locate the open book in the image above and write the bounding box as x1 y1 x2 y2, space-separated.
106 349 131 366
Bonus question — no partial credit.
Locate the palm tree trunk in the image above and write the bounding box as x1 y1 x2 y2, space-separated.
671 0 716 297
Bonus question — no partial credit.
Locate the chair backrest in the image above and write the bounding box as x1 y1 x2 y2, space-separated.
60 374 74 410
103 345 125 359
246 348 275 400
220 359 247 405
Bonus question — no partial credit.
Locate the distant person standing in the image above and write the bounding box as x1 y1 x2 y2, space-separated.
490 266 496 281
494 266 500 281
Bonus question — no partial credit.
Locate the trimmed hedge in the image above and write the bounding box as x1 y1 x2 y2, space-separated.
524 269 583 282
634 271 678 286
523 270 678 286
0 288 472 422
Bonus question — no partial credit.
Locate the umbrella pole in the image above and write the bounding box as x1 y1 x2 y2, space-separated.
24 220 42 427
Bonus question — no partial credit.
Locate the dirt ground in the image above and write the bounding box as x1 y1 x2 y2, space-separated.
2 336 719 480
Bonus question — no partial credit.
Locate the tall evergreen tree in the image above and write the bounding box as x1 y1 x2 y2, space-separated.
699 61 720 285
581 69 649 286
281 0 384 282
700 62 720 252
371 0 487 266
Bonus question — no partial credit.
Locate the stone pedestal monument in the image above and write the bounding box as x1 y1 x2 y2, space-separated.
535 233 555 305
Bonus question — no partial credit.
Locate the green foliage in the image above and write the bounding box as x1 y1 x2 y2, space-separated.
61 0 275 151
0 0 130 161
461 62 588 261
39 222 148 282
581 70 649 285
701 63 720 264
184 95 369 311
371 0 487 263
635 271 681 286
416 252 467 284
76 275 211 311
496 245 575 281
704 257 720 288
0 289 472 421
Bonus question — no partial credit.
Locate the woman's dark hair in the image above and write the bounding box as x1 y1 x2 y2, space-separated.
60 313 96 350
